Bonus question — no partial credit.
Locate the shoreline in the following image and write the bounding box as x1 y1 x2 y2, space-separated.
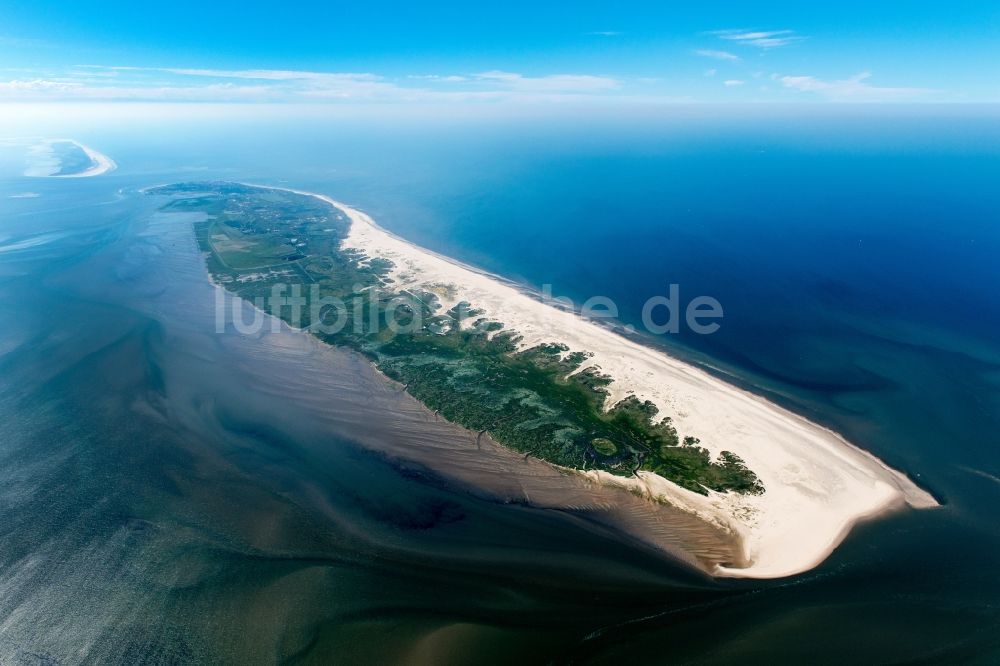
53 140 117 178
254 184 938 578
27 139 117 178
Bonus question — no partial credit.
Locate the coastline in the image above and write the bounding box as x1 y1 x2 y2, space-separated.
257 185 937 578
26 139 117 178
53 140 117 178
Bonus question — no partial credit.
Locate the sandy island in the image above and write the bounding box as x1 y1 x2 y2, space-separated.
278 186 937 579
27 139 116 178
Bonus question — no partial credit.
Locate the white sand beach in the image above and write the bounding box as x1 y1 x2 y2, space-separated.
291 187 938 579
51 140 117 177
25 139 116 178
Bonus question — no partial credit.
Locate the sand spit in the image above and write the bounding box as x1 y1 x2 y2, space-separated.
27 139 116 178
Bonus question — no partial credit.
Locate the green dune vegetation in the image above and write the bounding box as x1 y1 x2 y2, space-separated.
149 182 763 496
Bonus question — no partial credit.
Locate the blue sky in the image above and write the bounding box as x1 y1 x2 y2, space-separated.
1 1 998 104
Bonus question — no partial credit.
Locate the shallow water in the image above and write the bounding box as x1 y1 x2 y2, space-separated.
1 113 998 663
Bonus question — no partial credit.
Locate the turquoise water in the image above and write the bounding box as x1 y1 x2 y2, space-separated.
0 109 998 662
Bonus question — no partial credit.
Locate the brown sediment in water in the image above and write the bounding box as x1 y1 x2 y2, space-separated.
219 292 747 574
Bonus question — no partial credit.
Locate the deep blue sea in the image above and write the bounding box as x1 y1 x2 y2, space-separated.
1 107 998 662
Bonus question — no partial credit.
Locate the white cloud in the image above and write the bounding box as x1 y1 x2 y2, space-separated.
473 70 620 92
0 66 622 103
409 74 468 82
779 71 936 101
585 31 623 37
0 79 83 92
695 49 740 62
713 29 802 48
0 80 276 102
0 64 945 105
165 68 383 84
167 69 621 94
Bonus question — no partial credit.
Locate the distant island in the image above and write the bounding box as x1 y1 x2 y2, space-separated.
25 139 116 178
148 182 937 578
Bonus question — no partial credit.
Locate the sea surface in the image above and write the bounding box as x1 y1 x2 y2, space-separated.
0 108 998 663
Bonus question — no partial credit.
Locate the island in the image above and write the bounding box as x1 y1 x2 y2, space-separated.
148 182 938 578
26 139 116 178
